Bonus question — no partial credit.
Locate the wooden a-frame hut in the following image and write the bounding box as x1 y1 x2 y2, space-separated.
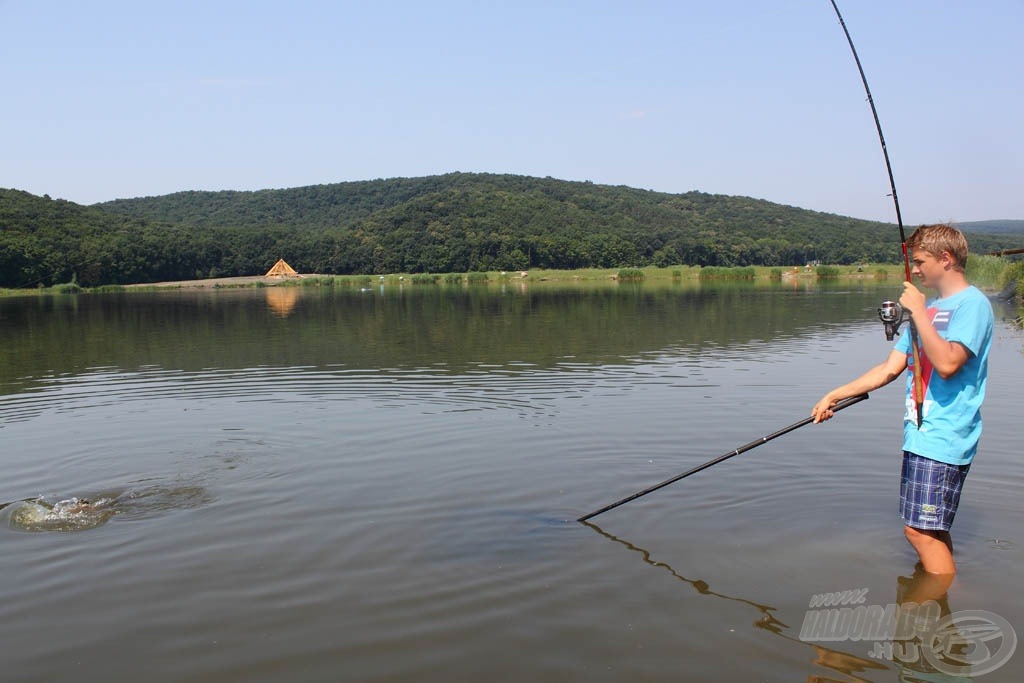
265 258 299 278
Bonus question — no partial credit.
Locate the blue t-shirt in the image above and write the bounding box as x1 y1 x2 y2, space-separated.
894 285 993 465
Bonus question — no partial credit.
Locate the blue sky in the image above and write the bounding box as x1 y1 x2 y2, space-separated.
2 1 1020 223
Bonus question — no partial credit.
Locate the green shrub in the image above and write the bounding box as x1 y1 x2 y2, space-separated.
53 281 83 294
443 273 463 283
769 268 783 281
466 271 489 283
815 265 840 279
999 260 1024 289
671 269 682 279
617 268 645 281
411 273 440 285
874 267 889 279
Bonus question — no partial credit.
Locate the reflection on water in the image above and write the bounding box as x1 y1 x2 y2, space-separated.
0 282 900 399
889 566 957 680
265 287 299 318
584 522 891 683
886 566 1017 680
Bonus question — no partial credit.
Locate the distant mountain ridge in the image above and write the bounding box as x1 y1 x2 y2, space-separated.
2 173 1020 287
956 220 1024 235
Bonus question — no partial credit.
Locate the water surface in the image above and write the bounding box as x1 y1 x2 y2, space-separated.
2 282 1021 681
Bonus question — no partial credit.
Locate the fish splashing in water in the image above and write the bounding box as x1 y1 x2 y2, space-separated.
5 497 115 532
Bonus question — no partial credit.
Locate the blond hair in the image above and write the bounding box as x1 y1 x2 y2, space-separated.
906 224 969 272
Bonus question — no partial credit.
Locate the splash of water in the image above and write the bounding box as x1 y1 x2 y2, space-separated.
1 484 212 533
4 497 115 532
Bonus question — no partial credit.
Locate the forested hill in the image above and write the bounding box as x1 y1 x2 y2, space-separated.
0 188 194 287
2 174 1017 287
99 173 893 265
95 173 1011 271
957 220 1024 235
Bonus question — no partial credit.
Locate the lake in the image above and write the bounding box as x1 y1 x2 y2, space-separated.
1 281 1021 682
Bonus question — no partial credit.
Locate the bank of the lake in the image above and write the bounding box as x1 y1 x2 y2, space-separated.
0 263 914 294
4 259 1020 327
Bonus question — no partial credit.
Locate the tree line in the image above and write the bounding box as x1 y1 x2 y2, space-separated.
2 174 1018 287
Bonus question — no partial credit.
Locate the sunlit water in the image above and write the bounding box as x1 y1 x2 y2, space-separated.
1 283 1021 682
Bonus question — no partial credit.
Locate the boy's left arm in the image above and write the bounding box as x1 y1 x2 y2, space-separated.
899 282 971 379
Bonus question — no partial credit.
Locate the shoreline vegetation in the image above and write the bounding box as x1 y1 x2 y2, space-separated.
4 263 896 294
3 257 1021 304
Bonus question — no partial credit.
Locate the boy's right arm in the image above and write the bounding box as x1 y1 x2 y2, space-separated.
812 349 907 423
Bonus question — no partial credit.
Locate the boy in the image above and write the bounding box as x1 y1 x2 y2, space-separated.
811 224 993 575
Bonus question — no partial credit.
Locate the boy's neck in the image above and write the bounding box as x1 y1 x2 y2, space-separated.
936 271 970 299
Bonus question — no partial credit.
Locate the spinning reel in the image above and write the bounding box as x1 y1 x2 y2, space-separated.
877 300 911 341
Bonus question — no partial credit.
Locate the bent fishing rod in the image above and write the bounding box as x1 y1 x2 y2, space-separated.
577 394 868 522
829 0 924 428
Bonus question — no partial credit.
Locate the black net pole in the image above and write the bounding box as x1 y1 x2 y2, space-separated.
577 394 869 522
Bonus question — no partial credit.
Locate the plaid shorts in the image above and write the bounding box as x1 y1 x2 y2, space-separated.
899 451 971 531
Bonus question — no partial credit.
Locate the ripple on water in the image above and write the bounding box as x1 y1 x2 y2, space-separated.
1 353 797 427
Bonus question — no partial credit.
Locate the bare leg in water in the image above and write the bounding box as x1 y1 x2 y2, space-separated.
904 525 956 576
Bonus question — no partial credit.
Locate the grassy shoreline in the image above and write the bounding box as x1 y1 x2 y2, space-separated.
2 263 902 293
3 259 1021 308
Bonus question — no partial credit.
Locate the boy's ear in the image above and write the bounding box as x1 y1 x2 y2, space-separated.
939 250 955 270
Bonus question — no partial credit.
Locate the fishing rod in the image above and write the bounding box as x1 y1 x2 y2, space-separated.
577 393 868 522
829 0 924 428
